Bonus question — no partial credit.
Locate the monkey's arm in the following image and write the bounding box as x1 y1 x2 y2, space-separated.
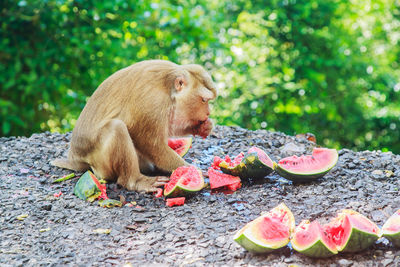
150 143 189 172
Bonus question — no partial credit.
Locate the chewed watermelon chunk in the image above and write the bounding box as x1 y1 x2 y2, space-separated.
208 168 241 191
168 137 192 157
166 197 185 207
74 171 108 202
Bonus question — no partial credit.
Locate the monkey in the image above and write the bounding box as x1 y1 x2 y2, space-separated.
52 60 217 192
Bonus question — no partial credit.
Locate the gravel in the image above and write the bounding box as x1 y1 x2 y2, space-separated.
1 125 400 266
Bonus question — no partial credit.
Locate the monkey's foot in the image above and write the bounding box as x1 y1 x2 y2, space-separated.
126 175 170 193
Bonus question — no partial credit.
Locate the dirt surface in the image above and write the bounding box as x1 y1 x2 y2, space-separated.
1 125 400 266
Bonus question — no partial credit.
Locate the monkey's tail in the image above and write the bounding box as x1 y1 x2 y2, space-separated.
51 158 90 172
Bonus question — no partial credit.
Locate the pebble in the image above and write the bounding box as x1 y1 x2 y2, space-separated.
0 125 398 266
338 259 353 266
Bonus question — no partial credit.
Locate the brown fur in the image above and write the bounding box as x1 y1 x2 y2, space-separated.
52 60 217 192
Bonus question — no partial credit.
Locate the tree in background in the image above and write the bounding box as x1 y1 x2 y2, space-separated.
1 0 399 153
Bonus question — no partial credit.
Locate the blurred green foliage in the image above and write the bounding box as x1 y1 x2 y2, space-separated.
1 0 400 153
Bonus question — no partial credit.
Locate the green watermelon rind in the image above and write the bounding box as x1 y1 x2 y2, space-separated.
292 238 338 258
220 151 275 179
241 152 274 179
337 227 380 252
219 161 246 178
382 232 400 247
73 171 101 201
273 149 338 182
382 210 400 247
163 169 204 197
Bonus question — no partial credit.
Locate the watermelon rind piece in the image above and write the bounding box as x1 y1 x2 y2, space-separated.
74 171 102 202
241 147 275 179
164 166 204 197
274 148 338 182
382 209 400 247
168 137 192 157
233 203 295 253
327 209 381 253
291 220 338 258
219 152 246 177
99 199 122 208
220 147 275 179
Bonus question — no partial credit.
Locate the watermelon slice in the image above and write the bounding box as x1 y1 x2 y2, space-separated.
233 203 295 253
164 165 204 197
324 209 381 253
168 137 192 157
166 197 185 207
274 147 338 182
208 168 241 191
382 209 400 247
74 171 108 202
291 220 338 258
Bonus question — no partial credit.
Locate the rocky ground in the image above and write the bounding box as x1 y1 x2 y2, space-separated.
1 125 400 266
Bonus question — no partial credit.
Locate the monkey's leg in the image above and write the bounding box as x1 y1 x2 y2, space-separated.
91 119 169 192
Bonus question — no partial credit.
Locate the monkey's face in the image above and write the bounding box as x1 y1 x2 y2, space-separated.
171 67 217 137
174 85 213 128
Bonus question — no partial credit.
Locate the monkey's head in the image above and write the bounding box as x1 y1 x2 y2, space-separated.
171 64 217 135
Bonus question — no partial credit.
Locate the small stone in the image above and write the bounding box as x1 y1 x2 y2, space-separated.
338 259 353 267
280 142 306 156
382 259 393 267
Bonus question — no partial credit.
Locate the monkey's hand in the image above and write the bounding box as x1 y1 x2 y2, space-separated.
132 175 170 193
193 118 213 138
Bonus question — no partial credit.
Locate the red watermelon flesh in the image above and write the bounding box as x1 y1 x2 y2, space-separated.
324 209 380 252
213 153 245 169
383 210 400 233
208 168 241 191
168 137 192 157
212 156 224 170
89 172 108 200
248 147 274 168
166 197 185 207
252 216 290 242
295 220 337 252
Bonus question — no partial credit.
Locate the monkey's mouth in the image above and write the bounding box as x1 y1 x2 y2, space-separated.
194 118 208 127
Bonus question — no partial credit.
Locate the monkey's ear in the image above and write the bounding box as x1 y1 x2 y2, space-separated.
174 76 186 92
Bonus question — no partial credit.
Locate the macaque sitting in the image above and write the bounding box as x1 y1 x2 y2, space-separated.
52 60 217 192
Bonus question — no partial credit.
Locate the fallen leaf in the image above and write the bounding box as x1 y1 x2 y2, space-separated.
93 228 111 234
17 214 29 221
39 228 51 232
52 173 75 183
99 199 122 208
385 170 394 178
125 224 138 230
119 194 127 205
